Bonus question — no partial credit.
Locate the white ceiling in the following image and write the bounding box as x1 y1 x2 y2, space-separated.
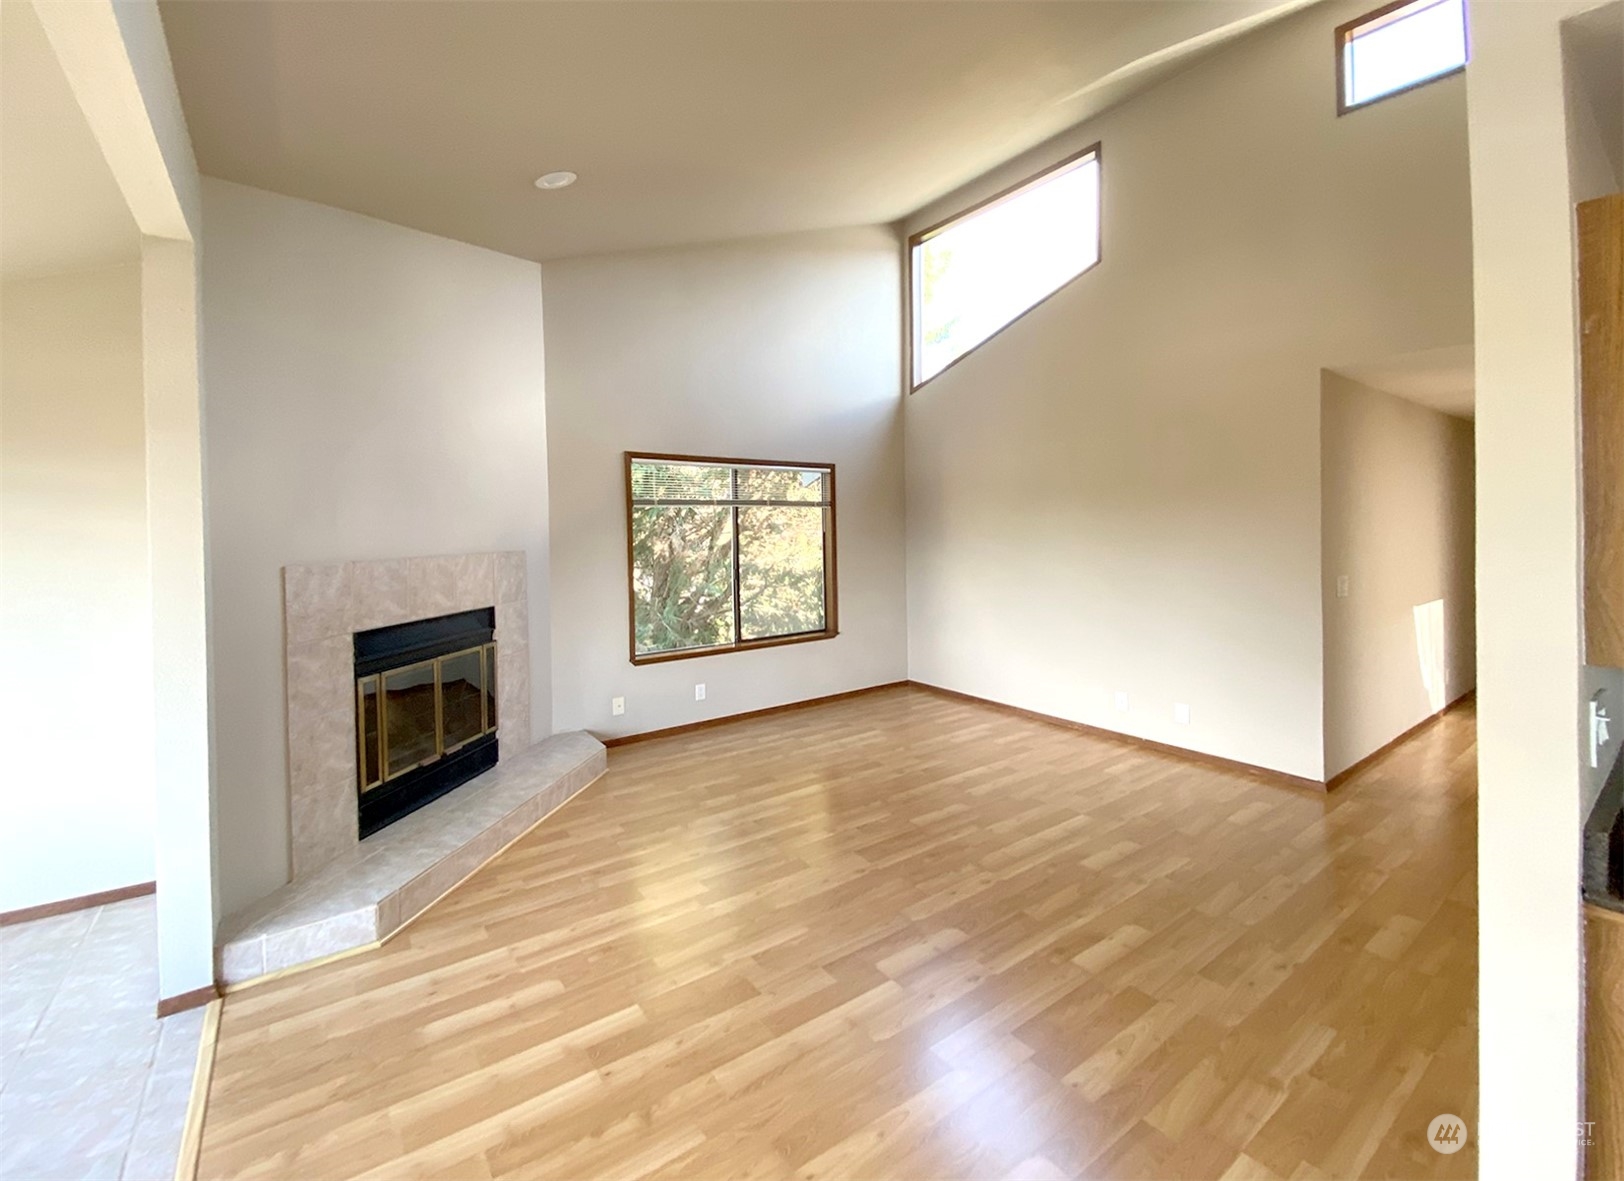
1 0 138 279
157 0 1316 263
1331 345 1476 420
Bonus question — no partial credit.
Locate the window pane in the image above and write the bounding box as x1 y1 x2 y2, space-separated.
1343 0 1466 109
383 661 438 778
630 460 731 502
439 647 486 751
631 504 736 654
738 505 826 641
736 466 828 503
914 153 1100 386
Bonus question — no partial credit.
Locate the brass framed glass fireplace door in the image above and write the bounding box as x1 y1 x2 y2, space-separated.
354 608 498 838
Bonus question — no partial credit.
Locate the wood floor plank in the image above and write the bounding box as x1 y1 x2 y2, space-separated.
198 686 1478 1179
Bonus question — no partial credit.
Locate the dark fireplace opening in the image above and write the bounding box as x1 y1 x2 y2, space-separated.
355 607 498 838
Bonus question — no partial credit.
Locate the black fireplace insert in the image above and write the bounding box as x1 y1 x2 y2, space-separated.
354 608 497 838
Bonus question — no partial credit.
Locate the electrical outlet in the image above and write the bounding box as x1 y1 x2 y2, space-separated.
1174 702 1191 725
1114 691 1130 713
1336 574 1350 599
611 696 625 717
695 683 707 702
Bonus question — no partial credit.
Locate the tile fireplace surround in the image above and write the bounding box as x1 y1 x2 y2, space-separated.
215 552 606 986
285 551 530 876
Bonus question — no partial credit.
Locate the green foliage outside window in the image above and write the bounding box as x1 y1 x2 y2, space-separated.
629 458 832 658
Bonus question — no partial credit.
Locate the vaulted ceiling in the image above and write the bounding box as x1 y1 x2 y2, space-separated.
159 0 1316 262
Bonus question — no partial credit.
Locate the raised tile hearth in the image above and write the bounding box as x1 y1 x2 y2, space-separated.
217 731 605 986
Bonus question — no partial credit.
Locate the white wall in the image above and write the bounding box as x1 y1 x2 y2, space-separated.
543 228 907 738
1320 373 1475 778
0 263 154 911
201 179 551 922
903 0 1473 782
1468 1 1611 1176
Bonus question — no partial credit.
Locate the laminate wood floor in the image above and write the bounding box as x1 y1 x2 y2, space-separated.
199 686 1477 1181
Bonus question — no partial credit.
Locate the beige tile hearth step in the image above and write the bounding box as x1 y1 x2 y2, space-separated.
216 731 606 987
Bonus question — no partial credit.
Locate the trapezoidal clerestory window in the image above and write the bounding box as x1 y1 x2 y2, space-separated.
909 145 1101 391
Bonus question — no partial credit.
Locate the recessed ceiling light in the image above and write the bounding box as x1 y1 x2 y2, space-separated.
534 171 577 190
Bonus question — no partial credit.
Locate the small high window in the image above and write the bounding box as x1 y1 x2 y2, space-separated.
626 454 836 663
909 146 1101 390
1337 0 1467 114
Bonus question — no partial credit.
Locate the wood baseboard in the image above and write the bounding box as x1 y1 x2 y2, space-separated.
600 681 911 747
0 880 156 927
173 998 222 1181
909 681 1327 794
595 678 1473 794
158 983 221 1019
1324 690 1476 790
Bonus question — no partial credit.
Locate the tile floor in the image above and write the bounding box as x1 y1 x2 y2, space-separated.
1 897 202 1181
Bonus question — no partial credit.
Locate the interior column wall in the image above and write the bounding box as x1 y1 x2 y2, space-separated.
23 0 217 996
143 234 216 999
1467 0 1605 1175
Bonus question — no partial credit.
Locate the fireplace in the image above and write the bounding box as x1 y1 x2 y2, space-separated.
354 607 498 838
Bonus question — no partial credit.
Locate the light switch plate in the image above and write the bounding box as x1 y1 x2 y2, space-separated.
695 683 707 702
1114 691 1130 713
1174 702 1191 725
611 696 625 716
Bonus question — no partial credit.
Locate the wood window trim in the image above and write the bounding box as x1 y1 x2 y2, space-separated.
906 142 1103 395
624 451 839 666
1334 0 1467 117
